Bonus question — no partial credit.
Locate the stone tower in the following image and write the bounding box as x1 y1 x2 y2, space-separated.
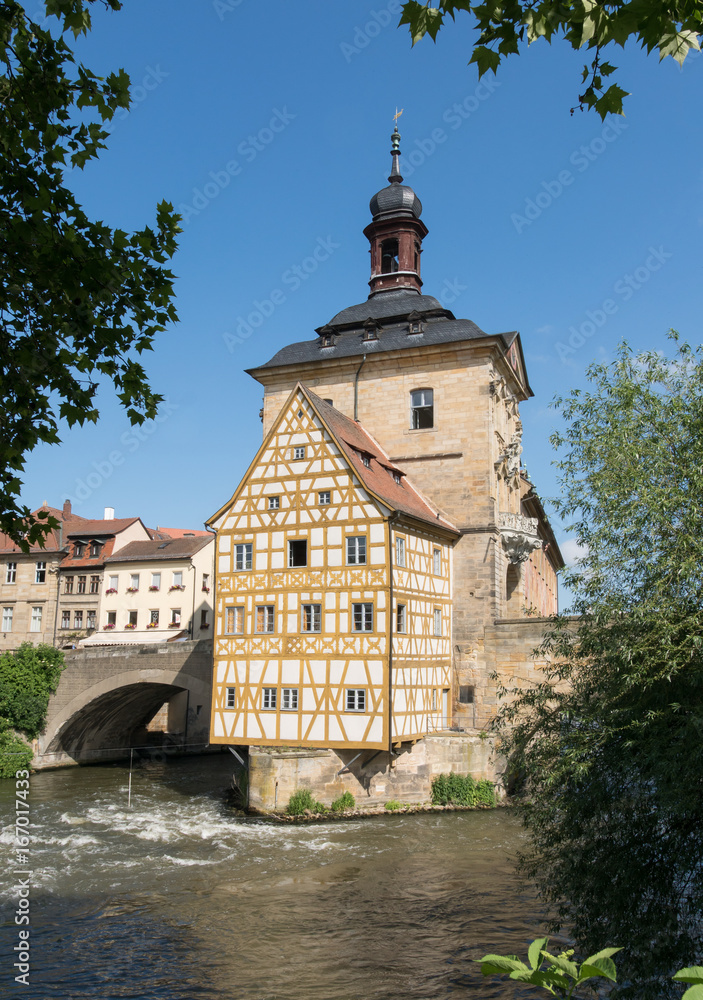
247 126 562 728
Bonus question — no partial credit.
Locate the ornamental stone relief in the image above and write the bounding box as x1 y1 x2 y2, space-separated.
497 511 542 565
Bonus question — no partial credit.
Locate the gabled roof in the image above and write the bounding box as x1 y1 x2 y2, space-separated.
152 527 211 538
0 505 88 554
208 384 459 537
104 536 213 564
66 517 143 537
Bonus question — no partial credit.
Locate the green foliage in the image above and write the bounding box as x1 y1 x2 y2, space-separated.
286 788 325 815
0 718 33 778
673 966 703 1000
494 336 703 998
0 643 65 738
330 791 355 812
477 939 621 998
399 1 702 117
384 799 403 811
0 1 179 548
431 772 496 806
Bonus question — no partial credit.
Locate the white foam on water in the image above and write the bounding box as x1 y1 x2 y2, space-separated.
163 855 218 867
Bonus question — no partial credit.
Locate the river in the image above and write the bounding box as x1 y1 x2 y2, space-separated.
1 753 549 999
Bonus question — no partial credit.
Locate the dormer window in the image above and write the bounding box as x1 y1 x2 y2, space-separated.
362 318 379 343
89 541 101 558
407 311 424 335
362 454 371 468
74 542 84 558
363 328 378 343
320 334 334 347
393 472 402 485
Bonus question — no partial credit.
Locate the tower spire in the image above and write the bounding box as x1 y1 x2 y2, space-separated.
390 109 403 184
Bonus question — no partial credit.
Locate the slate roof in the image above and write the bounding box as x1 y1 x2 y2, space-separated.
304 387 458 536
104 536 213 564
248 288 519 373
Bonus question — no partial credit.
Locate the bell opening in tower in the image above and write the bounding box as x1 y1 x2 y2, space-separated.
381 239 399 274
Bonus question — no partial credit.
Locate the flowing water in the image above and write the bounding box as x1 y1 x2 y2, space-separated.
0 754 550 1000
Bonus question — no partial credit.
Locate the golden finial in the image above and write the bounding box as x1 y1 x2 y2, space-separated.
393 107 404 124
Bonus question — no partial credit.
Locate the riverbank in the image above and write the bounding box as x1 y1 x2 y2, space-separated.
248 799 507 822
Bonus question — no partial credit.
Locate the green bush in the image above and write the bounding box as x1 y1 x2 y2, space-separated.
330 791 355 812
431 772 495 807
384 799 403 811
0 719 33 778
0 643 65 739
286 788 326 815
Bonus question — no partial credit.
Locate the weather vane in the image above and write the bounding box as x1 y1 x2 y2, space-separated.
393 107 403 126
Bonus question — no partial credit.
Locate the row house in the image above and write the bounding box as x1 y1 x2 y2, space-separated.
208 384 459 750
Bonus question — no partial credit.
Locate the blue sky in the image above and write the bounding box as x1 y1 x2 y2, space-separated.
22 0 702 588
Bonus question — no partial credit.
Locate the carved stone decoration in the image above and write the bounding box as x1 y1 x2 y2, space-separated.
495 428 523 489
498 511 542 564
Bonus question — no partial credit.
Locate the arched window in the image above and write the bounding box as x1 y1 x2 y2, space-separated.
381 239 399 273
410 388 433 429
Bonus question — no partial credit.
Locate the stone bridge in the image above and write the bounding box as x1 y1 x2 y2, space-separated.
34 639 213 769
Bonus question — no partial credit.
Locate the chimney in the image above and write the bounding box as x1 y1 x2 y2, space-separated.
63 500 72 518
104 507 115 520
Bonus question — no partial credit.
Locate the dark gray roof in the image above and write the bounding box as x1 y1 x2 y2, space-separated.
325 289 448 329
105 536 212 563
369 182 422 220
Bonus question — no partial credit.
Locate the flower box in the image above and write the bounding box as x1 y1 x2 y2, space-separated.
200 623 210 629
126 587 138 594
201 586 210 593
169 585 184 592
124 623 136 629
148 586 160 592
105 588 117 595
103 623 116 630
146 622 159 629
168 622 181 628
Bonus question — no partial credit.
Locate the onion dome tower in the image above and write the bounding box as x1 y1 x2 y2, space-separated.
363 125 428 296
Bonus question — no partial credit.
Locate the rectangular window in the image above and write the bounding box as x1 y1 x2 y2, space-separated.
293 446 305 460
433 548 442 575
74 610 83 630
395 537 406 567
433 608 442 637
300 603 321 633
225 606 244 634
262 687 277 710
411 388 434 429
172 571 182 588
109 575 118 591
86 610 96 630
6 563 16 584
107 611 116 626
129 610 138 627
396 604 407 633
346 688 366 712
128 573 139 590
256 605 275 633
200 609 208 628
3 607 13 631
352 603 373 632
30 606 42 632
35 562 46 584
281 687 298 710
64 576 74 594
202 573 210 591
151 572 161 590
288 539 307 567
90 575 100 594
170 609 181 626
77 575 87 594
90 542 101 558
235 543 253 571
61 610 70 629
346 536 366 565
150 609 159 626
432 689 437 711
459 685 475 704
268 496 280 510
318 491 331 505
226 687 236 709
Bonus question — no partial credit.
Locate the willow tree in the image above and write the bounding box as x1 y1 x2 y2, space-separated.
495 335 703 998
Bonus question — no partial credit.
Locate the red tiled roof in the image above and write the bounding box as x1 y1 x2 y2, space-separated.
0 505 89 554
152 527 211 538
66 517 142 537
104 536 213 563
303 387 458 535
59 536 118 570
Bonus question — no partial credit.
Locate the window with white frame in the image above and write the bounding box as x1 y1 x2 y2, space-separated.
3 607 13 631
127 573 138 590
346 536 366 565
256 605 275 633
61 610 70 629
433 547 442 575
346 688 366 711
301 604 321 633
150 610 159 626
35 562 46 584
107 611 116 626
6 563 16 584
410 388 434 429
225 606 244 634
86 610 96 630
288 539 307 567
128 610 138 627
433 608 442 636
395 537 406 567
74 610 83 630
235 543 253 570
202 573 210 591
281 688 298 710
109 575 118 591
90 541 101 558
396 604 407 633
170 609 181 626
172 571 182 588
73 542 84 558
293 446 305 460
151 572 161 590
30 606 42 632
352 603 373 632
318 491 331 505
268 496 280 510
262 687 277 710
226 687 236 709
432 689 437 711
